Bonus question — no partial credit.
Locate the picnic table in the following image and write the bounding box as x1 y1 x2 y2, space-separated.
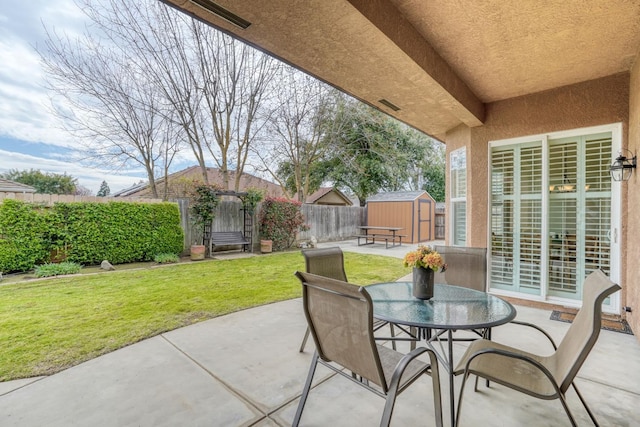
353 226 405 249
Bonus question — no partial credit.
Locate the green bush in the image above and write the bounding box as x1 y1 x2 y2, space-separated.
258 197 308 251
34 262 82 278
0 200 49 273
58 202 184 265
154 253 180 264
0 200 184 273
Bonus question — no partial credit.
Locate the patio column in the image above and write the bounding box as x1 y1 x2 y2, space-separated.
444 124 489 248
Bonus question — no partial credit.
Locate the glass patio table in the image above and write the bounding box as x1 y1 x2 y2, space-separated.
367 281 517 426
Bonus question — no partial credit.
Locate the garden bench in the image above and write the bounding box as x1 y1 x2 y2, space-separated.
207 231 250 255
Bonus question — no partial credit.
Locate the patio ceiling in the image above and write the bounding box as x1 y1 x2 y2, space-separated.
163 0 640 140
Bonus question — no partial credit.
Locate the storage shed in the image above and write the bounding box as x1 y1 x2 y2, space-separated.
366 191 436 243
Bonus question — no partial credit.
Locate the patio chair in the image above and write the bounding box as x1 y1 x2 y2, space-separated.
299 247 395 352
409 246 488 350
433 245 487 292
293 271 443 427
453 269 620 427
298 247 348 352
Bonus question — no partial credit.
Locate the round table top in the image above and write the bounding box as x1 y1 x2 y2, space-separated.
366 282 516 330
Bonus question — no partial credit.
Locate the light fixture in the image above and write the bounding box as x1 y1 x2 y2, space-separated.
609 149 637 182
189 0 252 29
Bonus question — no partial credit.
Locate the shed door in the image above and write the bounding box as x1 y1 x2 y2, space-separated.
418 199 432 241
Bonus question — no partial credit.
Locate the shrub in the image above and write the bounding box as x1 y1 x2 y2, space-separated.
154 253 180 264
56 202 184 265
258 197 308 251
0 200 49 273
0 200 184 273
34 262 82 278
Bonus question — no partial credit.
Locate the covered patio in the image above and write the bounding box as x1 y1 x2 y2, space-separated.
162 0 640 336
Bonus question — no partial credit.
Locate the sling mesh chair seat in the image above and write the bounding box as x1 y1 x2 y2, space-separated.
453 269 620 427
433 246 487 292
293 271 443 427
299 247 395 352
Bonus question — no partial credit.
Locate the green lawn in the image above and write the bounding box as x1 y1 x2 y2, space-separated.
0 251 407 382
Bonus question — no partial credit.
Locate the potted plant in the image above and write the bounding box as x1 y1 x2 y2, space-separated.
403 245 446 299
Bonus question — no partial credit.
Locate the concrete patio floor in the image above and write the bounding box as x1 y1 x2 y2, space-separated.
1 240 639 426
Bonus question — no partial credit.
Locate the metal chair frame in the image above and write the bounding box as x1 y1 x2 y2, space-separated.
298 247 395 352
293 272 443 427
454 269 620 427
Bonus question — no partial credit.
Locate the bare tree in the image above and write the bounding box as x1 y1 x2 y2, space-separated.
254 68 338 201
39 3 180 198
40 0 279 195
77 0 280 190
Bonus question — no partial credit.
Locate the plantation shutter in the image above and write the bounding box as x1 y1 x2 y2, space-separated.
519 146 543 291
490 142 542 294
450 149 467 246
490 148 514 287
489 128 616 307
547 134 612 299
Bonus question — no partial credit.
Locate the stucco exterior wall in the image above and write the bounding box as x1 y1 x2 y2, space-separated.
447 73 629 246
627 61 640 334
444 72 631 315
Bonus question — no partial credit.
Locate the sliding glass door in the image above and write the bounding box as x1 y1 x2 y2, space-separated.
489 126 618 309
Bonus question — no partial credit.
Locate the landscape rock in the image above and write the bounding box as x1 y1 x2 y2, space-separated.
100 260 116 271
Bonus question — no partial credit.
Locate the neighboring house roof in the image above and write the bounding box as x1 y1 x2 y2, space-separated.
305 187 353 206
111 182 148 198
367 191 432 202
113 166 286 199
0 178 36 193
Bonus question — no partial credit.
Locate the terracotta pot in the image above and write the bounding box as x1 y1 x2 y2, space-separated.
260 239 273 254
190 244 206 261
412 267 434 300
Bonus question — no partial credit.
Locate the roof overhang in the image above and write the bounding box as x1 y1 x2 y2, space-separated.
161 0 640 140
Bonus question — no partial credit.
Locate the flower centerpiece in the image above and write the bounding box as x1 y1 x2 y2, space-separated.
403 245 446 299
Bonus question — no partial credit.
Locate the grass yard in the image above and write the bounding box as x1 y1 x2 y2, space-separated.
0 251 407 382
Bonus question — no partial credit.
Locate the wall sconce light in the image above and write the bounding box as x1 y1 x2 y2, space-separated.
610 149 636 182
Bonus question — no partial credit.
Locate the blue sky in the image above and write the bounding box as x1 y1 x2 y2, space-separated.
0 0 153 193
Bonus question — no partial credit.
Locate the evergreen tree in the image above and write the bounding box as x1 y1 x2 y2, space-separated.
97 180 110 197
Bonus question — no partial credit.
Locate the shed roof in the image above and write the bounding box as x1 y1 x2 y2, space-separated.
0 178 36 193
367 191 430 202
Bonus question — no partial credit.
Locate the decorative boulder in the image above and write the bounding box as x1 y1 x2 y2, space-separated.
100 260 116 271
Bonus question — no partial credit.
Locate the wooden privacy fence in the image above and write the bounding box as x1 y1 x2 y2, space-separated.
176 200 366 252
298 204 365 242
1 193 440 251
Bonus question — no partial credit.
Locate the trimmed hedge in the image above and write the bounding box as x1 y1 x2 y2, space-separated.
0 200 49 273
0 200 184 273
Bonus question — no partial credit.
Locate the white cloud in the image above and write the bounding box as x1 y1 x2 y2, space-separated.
0 0 86 148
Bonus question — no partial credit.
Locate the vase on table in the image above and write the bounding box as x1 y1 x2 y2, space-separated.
412 267 434 300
